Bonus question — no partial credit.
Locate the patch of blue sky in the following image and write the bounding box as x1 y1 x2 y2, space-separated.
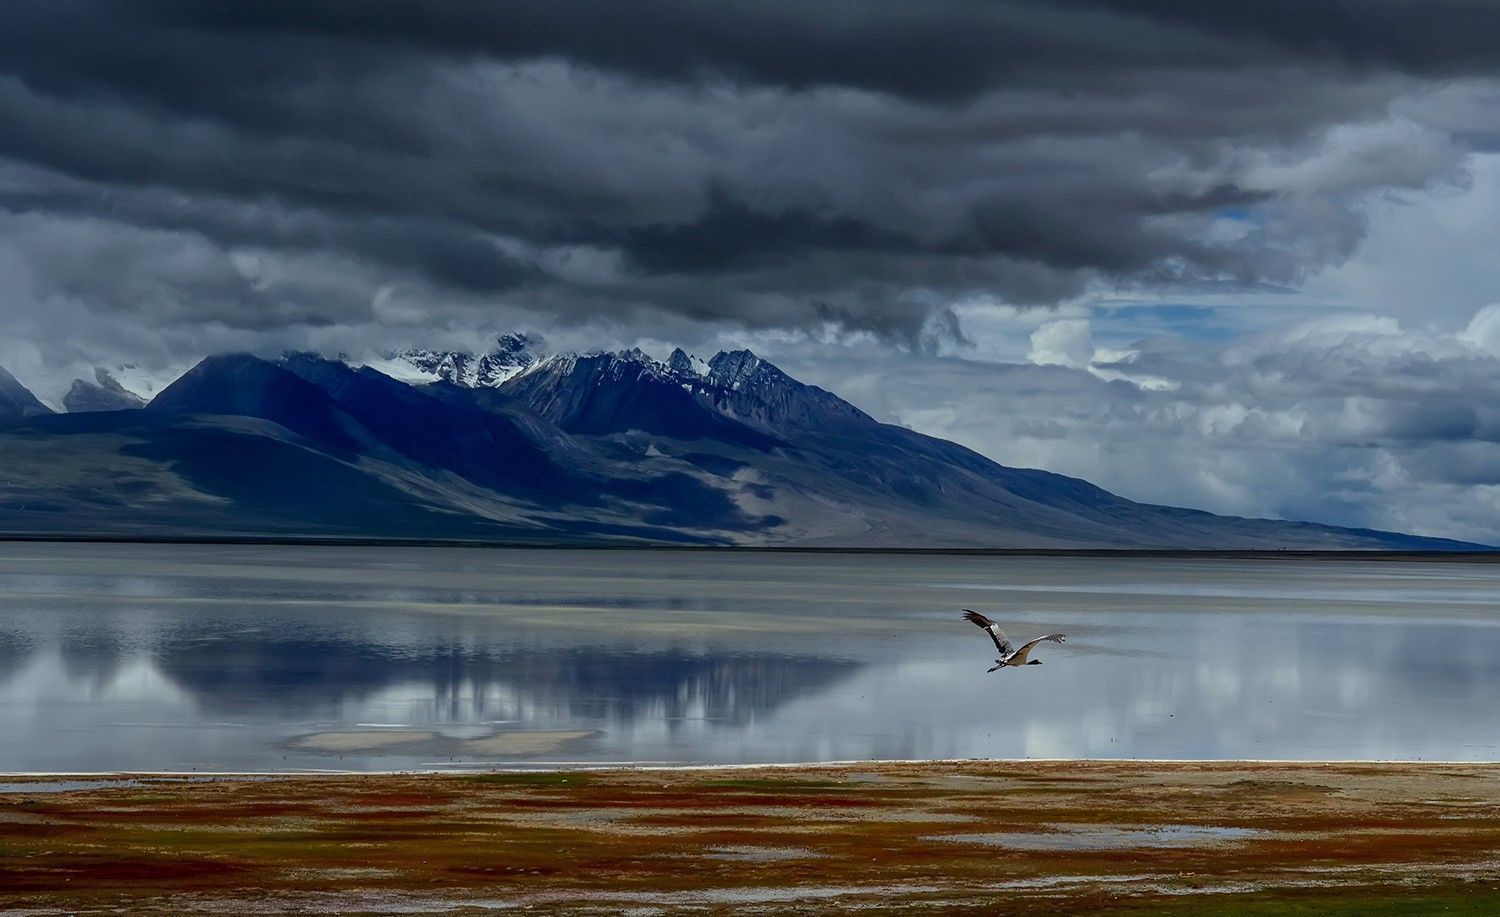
1087 302 1245 346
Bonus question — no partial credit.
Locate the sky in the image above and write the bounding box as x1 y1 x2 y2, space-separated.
3 1 1500 542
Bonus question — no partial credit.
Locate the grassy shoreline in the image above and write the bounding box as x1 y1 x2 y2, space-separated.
4 760 1498 913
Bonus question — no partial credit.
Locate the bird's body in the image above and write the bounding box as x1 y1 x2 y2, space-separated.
961 609 1065 672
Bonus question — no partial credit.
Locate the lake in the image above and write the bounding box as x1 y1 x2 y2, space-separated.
1 543 1497 771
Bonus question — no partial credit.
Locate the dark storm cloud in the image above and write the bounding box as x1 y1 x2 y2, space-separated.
1082 1 1500 75
27 1 1500 101
611 188 914 274
1 182 539 298
0 0 1497 348
7 1 1246 103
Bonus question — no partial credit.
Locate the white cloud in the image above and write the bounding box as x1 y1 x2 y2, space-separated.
1304 152 1500 329
754 301 1500 545
1460 303 1500 353
1027 319 1093 368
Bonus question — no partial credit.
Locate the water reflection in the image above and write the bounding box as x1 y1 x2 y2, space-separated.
151 636 858 724
0 544 1498 771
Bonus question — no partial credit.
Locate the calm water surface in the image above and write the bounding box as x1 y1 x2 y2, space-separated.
1 544 1497 771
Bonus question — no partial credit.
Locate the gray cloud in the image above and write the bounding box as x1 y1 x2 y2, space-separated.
751 304 1500 544
4 1 1500 544
0 1 1496 357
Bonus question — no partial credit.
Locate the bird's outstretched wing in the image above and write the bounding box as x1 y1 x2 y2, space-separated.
1007 633 1066 665
962 609 1014 657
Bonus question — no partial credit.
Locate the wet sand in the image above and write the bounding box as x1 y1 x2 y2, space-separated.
3 761 1499 914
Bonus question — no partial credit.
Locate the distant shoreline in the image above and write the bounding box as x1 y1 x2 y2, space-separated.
1 532 1498 560
4 756 1500 777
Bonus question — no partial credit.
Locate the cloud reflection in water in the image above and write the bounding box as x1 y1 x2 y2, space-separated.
0 546 1498 770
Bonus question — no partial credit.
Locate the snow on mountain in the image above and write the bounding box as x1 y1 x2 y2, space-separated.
63 368 148 412
366 332 544 387
699 349 875 432
508 346 690 390
109 364 167 402
499 346 782 448
1 340 1489 550
667 347 710 379
502 343 878 438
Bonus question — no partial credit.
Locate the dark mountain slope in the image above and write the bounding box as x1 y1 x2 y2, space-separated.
278 354 578 500
0 365 53 420
0 346 1486 549
147 354 363 456
503 351 780 449
701 349 875 433
277 355 777 532
0 411 518 539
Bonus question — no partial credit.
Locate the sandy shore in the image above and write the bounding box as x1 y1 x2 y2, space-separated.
3 760 1499 914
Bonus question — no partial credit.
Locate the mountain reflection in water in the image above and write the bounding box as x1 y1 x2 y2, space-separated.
151 637 856 724
2 544 1500 771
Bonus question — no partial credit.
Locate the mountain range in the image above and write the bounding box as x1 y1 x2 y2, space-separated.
0 337 1483 549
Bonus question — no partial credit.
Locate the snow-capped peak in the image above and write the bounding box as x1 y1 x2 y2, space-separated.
366 333 545 388
706 349 769 391
667 348 710 379
107 364 168 401
63 367 147 412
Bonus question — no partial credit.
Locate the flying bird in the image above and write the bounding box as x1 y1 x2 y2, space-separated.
962 609 1065 672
